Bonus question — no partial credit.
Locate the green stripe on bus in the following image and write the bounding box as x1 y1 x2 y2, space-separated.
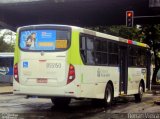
14 34 20 65
67 31 83 65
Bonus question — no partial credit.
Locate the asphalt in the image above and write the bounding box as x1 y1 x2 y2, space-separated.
0 83 13 94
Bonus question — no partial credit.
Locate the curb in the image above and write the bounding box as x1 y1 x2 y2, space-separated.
0 92 13 94
0 83 12 87
0 84 13 95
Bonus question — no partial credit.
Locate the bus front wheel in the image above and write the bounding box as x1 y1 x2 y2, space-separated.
104 83 113 106
51 97 71 107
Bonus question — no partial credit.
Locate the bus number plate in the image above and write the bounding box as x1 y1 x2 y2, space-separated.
37 78 48 83
46 63 61 68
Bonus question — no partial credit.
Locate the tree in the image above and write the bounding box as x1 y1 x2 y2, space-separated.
87 25 142 41
140 25 160 85
0 29 15 52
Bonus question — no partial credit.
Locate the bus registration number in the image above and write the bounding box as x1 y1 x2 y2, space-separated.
46 63 61 68
37 78 48 83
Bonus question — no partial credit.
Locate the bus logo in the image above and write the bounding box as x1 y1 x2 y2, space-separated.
97 68 110 78
141 69 146 74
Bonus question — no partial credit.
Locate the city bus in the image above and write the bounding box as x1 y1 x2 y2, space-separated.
0 52 14 84
13 24 151 106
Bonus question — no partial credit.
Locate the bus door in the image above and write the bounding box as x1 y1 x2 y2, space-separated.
119 46 128 94
146 50 151 90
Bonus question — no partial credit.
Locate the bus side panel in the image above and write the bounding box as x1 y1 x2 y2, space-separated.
67 30 83 65
127 67 146 95
69 30 120 99
80 66 120 99
94 66 120 98
80 66 99 98
67 30 83 97
68 30 105 99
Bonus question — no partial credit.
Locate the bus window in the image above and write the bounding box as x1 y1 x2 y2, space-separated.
140 49 146 67
0 58 13 67
86 36 95 65
86 37 94 50
19 29 70 51
80 35 95 65
80 36 86 50
108 42 118 65
86 51 95 65
129 46 138 66
80 36 87 63
95 38 108 65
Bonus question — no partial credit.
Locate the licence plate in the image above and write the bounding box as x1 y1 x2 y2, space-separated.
37 78 48 83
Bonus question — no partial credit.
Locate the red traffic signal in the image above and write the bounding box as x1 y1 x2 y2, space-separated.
126 11 134 27
127 12 133 17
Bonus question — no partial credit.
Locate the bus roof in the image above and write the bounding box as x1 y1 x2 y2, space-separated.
18 24 150 48
0 52 14 57
72 26 150 48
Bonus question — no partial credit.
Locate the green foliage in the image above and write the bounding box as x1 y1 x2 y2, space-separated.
0 30 15 52
88 25 160 47
140 25 160 45
87 25 142 42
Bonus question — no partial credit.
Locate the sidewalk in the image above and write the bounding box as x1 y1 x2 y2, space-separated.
0 83 13 94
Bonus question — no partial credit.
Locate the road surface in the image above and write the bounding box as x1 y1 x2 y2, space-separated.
0 93 160 119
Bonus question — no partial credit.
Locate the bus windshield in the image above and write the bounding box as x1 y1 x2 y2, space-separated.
19 29 70 51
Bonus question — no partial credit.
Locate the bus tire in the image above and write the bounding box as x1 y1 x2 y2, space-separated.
134 83 144 103
104 83 113 106
51 97 71 107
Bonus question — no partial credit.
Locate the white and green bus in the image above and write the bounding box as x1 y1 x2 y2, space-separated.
13 24 151 106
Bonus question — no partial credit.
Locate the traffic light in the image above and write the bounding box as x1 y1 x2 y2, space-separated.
126 11 134 27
